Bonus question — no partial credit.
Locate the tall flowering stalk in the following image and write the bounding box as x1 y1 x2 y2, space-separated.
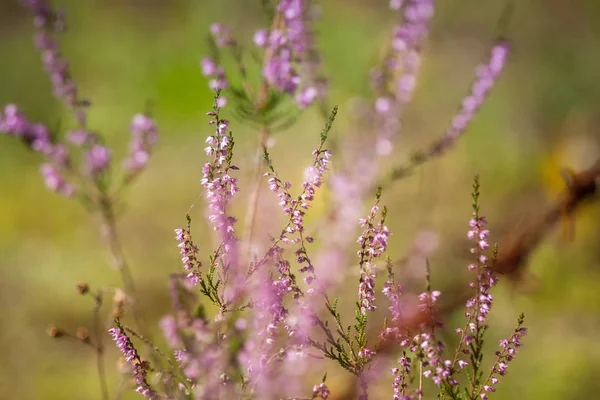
109 322 156 399
201 92 242 306
373 0 435 154
174 221 202 286
0 104 75 196
202 92 240 254
356 190 391 315
123 114 159 183
384 41 511 186
478 314 527 399
435 43 509 154
24 0 88 124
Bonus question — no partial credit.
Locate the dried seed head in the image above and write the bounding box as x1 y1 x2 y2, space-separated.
76 282 89 295
76 327 89 341
47 325 64 338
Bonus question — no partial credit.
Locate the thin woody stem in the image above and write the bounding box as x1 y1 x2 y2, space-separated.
242 125 270 265
91 290 109 400
98 193 149 340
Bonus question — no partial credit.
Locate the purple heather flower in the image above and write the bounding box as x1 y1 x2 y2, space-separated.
210 23 235 47
124 114 158 175
160 315 181 349
200 56 229 97
356 204 390 314
202 110 239 243
312 148 377 288
0 104 28 136
253 29 268 47
84 144 111 176
40 163 74 196
485 318 527 393
66 130 91 146
201 95 242 301
108 326 156 398
371 0 434 154
259 146 331 288
23 0 88 125
312 382 330 399
382 280 403 324
392 356 412 399
203 2 326 109
240 260 306 397
375 97 392 114
358 348 376 361
411 293 453 387
258 0 326 107
1 105 76 196
201 57 217 76
295 86 318 109
390 0 404 10
265 147 331 244
433 43 509 155
174 227 201 285
0 104 52 150
464 213 497 325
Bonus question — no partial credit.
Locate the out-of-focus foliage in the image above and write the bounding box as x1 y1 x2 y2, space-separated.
0 1 599 399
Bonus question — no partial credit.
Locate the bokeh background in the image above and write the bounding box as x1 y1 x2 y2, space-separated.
1 0 600 399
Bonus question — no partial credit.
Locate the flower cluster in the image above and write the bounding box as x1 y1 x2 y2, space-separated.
465 213 497 324
242 271 290 384
108 325 155 398
267 148 331 237
254 1 325 108
412 291 453 387
260 1 310 98
124 114 158 176
200 1 326 114
202 96 239 256
381 279 404 340
357 201 390 314
0 104 50 147
175 226 202 285
445 43 509 140
357 205 390 259
66 130 112 178
0 104 74 196
389 0 434 102
24 0 88 125
261 145 331 287
175 320 228 396
391 355 412 400
201 56 228 94
312 382 331 399
480 314 527 399
372 0 434 154
210 23 235 48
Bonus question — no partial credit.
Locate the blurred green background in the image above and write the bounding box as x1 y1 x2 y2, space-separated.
1 0 599 399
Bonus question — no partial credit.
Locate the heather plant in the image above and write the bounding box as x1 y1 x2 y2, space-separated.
1 1 528 399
